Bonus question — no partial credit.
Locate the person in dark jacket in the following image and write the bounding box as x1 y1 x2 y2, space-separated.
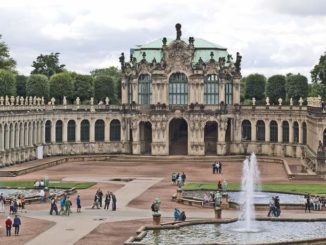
13 215 21 235
50 197 59 215
111 192 117 211
104 192 111 210
76 195 81 213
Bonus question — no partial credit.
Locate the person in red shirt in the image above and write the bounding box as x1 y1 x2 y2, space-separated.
5 216 12 236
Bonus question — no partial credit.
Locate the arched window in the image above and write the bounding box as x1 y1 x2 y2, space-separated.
204 74 219 104
225 81 233 105
169 72 188 105
256 120 265 141
282 121 289 143
302 122 307 144
80 120 90 142
95 119 105 142
242 120 251 141
45 120 51 143
293 121 299 143
110 119 121 141
270 121 278 143
55 120 63 143
67 120 76 142
138 74 151 104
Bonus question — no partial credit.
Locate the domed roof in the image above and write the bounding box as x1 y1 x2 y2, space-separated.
131 37 229 64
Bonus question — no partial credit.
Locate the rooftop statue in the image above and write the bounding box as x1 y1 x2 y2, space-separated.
175 23 182 40
119 52 125 69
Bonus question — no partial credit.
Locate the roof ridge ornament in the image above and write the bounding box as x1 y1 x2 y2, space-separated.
175 23 182 40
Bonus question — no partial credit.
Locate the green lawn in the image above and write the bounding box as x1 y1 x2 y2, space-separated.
183 182 326 195
0 181 96 189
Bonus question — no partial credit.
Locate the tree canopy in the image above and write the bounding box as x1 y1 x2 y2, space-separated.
244 73 266 101
286 74 308 101
0 35 16 71
73 74 94 101
94 75 115 102
26 74 49 99
266 75 286 104
31 52 65 77
16 75 27 97
0 69 16 96
311 51 326 84
49 72 74 102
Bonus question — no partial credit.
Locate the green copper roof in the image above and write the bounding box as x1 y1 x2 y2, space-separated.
131 38 229 64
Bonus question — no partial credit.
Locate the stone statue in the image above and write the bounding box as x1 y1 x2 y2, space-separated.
175 23 182 40
25 97 28 106
0 96 4 106
36 97 41 106
235 52 242 73
299 97 303 106
51 97 55 105
10 96 15 106
266 97 270 106
90 97 94 105
20 96 24 106
33 96 37 105
41 97 45 105
151 197 161 214
252 97 256 106
105 97 110 105
5 95 9 106
214 192 222 208
119 52 125 70
162 37 167 46
63 96 67 106
29 96 33 106
76 97 80 106
278 98 283 106
188 36 194 45
16 96 19 106
290 97 293 106
227 54 232 63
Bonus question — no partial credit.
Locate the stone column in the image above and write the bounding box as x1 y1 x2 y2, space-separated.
105 119 110 142
20 124 24 147
0 125 4 151
90 120 95 143
233 78 241 105
29 123 33 146
133 78 138 104
219 80 225 104
299 124 303 144
252 121 256 142
41 123 45 144
10 124 15 148
76 121 81 143
289 121 294 144
5 125 10 149
265 120 270 142
15 123 20 148
121 78 128 104
24 124 29 146
62 120 68 143
51 121 56 143
277 121 282 143
217 119 227 155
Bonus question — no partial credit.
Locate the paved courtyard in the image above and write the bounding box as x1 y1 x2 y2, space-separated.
1 156 326 244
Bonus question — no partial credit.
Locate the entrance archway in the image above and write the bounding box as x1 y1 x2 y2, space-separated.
169 118 188 155
139 121 152 154
204 121 218 155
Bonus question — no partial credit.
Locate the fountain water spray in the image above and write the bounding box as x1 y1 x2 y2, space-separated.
238 152 261 232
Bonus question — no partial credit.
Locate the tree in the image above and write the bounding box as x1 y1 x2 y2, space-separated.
26 74 49 99
0 69 16 96
311 51 326 84
16 75 27 97
286 74 308 101
240 77 246 102
0 35 16 71
91 67 121 103
49 72 74 102
245 73 266 101
31 52 65 77
266 75 286 104
308 83 326 101
73 74 94 101
94 75 115 102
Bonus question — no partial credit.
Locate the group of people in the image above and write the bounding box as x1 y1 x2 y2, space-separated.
92 189 117 211
4 215 21 236
0 193 26 215
267 196 281 217
212 161 223 174
305 193 325 212
171 172 187 187
49 193 73 216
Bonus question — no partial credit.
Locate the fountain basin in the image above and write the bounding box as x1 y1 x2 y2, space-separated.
0 188 73 201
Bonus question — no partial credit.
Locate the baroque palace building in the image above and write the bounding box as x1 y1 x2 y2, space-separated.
0 24 326 174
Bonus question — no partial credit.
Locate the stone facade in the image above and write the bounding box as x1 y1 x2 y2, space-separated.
0 24 325 174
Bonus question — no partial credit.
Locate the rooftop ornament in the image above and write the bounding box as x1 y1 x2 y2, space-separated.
119 52 125 70
162 37 167 46
175 23 182 40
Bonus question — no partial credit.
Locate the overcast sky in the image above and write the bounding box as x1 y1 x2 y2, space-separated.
1 0 326 79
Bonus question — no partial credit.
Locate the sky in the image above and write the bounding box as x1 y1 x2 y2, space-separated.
0 0 326 79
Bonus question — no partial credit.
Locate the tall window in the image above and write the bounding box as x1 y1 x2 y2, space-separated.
270 121 278 143
138 74 151 104
45 120 51 143
256 120 265 141
225 82 233 105
204 74 219 104
282 121 289 143
95 119 105 142
80 120 90 142
242 120 251 141
67 120 76 142
110 120 121 141
169 72 188 105
293 121 299 143
55 120 63 143
302 122 307 144
128 81 133 104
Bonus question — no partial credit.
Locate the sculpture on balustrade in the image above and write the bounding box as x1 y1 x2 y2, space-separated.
51 97 55 105
278 98 282 106
63 96 67 106
20 96 24 106
36 97 41 106
29 96 33 106
33 96 37 105
10 96 15 106
76 97 80 107
266 97 270 106
0 96 4 106
90 97 94 106
299 97 303 106
16 96 19 106
5 95 9 106
25 97 28 106
290 97 293 106
252 97 256 106
105 97 110 105
41 97 45 105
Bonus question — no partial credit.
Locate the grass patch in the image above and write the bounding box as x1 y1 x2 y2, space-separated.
183 182 326 195
0 181 96 189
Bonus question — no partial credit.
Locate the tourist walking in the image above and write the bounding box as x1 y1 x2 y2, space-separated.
98 189 103 208
267 197 276 217
104 192 111 210
0 193 5 213
13 215 21 235
212 162 217 174
216 162 220 174
111 192 117 211
305 194 311 213
64 196 72 216
274 196 281 217
50 197 59 215
59 195 66 215
92 193 100 209
181 172 186 183
76 195 81 213
5 216 12 236
217 181 222 191
218 162 222 174
174 208 181 221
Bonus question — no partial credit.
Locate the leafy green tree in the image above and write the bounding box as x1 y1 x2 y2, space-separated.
240 77 246 102
49 72 74 102
91 67 121 103
0 69 16 96
73 74 94 101
311 51 326 84
26 74 49 99
308 83 326 101
31 52 65 77
16 75 27 97
286 74 308 101
266 75 286 104
0 35 16 71
94 75 115 102
245 73 266 101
